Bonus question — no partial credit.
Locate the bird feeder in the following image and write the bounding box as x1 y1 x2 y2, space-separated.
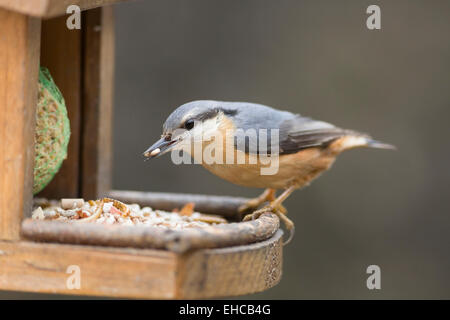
0 0 282 298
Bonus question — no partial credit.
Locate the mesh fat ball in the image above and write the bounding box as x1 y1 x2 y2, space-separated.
33 67 71 194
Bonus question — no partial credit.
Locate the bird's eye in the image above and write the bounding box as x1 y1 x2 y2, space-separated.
184 119 194 130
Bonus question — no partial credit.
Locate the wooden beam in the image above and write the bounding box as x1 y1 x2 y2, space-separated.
0 241 177 298
81 6 114 199
0 9 41 240
0 0 132 19
0 231 282 298
39 16 82 199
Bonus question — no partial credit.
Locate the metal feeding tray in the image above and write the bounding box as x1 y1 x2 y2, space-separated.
0 1 283 299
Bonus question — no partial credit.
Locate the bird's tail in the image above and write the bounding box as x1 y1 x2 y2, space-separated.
328 133 396 153
365 139 396 150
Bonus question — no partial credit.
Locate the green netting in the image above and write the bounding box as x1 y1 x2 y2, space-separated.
33 67 71 194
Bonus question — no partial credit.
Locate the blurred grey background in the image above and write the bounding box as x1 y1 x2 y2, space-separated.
112 0 450 299
3 0 450 299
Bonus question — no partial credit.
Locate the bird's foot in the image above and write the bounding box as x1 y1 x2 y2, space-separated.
238 189 276 215
242 204 295 246
239 202 287 215
273 202 287 214
238 198 266 215
242 202 286 221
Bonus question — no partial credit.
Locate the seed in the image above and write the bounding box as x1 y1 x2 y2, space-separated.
150 148 160 156
32 207 45 220
61 198 84 210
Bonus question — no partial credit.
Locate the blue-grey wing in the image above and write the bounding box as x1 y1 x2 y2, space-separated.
224 102 363 155
278 115 364 154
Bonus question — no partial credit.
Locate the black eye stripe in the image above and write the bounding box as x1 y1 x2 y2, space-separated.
221 108 238 116
180 108 238 129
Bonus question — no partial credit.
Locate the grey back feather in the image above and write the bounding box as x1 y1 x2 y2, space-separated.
164 101 366 155
218 102 364 155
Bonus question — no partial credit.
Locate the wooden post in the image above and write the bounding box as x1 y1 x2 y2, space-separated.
0 9 41 240
39 16 82 199
81 6 115 199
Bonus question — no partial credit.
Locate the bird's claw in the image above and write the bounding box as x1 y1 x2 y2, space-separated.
238 189 277 215
274 203 287 214
240 200 287 218
242 205 274 221
238 199 262 215
242 205 295 246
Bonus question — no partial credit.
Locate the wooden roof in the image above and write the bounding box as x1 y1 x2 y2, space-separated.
0 0 132 18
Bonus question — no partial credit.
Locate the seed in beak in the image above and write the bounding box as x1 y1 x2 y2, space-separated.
149 148 161 157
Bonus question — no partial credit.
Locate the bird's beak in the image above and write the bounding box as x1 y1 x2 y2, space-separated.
143 136 178 159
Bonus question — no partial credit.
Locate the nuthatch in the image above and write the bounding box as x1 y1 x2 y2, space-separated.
144 100 394 239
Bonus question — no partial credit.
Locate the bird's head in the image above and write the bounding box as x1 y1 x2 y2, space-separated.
143 100 236 159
